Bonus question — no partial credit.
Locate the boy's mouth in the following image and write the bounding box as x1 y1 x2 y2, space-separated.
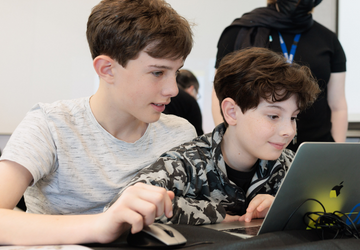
153 103 164 107
269 142 286 150
151 103 166 112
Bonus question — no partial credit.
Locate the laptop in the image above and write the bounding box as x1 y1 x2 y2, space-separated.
202 142 360 238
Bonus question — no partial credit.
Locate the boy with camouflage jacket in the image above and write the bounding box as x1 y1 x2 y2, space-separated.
107 47 321 225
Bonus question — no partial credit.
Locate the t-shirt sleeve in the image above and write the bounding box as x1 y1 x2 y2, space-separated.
161 114 197 143
331 35 347 73
0 104 56 185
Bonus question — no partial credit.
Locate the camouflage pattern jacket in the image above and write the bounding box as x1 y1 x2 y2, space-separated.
105 124 295 225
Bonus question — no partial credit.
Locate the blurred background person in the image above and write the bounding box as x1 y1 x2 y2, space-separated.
164 69 204 136
212 0 347 152
177 69 200 100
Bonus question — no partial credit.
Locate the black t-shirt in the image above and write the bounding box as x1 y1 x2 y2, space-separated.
215 21 346 151
164 88 204 136
225 161 257 194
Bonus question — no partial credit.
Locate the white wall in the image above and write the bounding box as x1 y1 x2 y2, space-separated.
0 0 100 134
0 0 342 135
338 0 360 122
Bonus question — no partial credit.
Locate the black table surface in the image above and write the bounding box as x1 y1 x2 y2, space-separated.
83 224 360 250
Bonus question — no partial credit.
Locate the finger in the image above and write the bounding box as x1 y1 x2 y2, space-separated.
244 196 274 222
244 211 254 222
127 183 170 216
115 208 146 234
243 197 264 222
125 197 158 226
245 198 262 214
165 191 175 218
222 215 241 223
141 185 174 218
255 195 274 213
256 201 269 213
238 214 246 222
128 184 171 218
246 194 270 213
167 190 175 200
134 183 172 201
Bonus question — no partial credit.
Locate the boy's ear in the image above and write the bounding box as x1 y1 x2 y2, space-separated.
185 85 195 96
186 85 195 92
93 55 115 83
221 97 238 126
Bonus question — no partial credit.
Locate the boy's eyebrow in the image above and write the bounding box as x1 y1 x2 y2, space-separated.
149 64 184 70
267 104 300 113
266 104 285 110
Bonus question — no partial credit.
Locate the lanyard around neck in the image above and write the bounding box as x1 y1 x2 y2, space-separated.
278 32 301 64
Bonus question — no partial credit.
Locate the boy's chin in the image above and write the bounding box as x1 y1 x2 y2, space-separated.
265 151 283 161
141 113 162 124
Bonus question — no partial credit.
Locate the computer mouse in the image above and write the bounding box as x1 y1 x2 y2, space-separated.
127 223 187 248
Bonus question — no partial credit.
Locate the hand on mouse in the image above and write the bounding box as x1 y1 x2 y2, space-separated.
94 183 175 243
238 194 274 222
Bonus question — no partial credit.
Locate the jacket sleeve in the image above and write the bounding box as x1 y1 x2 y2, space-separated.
107 149 227 225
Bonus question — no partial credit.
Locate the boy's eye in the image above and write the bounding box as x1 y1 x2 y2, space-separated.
175 70 180 76
291 117 299 121
152 71 163 77
268 115 279 120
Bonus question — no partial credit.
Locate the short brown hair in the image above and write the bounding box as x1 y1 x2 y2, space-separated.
86 0 193 66
214 47 320 127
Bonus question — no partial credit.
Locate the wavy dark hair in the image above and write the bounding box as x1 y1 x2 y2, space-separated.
214 47 320 127
87 0 193 66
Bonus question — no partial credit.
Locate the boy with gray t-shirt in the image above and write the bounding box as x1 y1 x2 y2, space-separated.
0 0 195 245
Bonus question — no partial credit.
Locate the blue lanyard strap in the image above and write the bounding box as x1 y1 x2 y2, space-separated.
278 32 301 64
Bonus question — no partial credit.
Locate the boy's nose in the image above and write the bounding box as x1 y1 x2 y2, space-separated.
163 76 179 97
280 120 296 138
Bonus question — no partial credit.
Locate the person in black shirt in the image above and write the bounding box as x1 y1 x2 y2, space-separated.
212 0 347 152
164 69 204 135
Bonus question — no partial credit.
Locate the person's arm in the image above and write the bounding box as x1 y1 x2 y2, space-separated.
168 195 225 225
107 154 227 226
211 87 224 126
0 160 173 245
327 72 348 142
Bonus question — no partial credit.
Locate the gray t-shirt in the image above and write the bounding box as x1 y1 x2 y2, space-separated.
1 97 196 215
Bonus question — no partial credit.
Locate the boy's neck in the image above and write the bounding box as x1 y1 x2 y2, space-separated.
89 92 148 143
221 128 258 172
